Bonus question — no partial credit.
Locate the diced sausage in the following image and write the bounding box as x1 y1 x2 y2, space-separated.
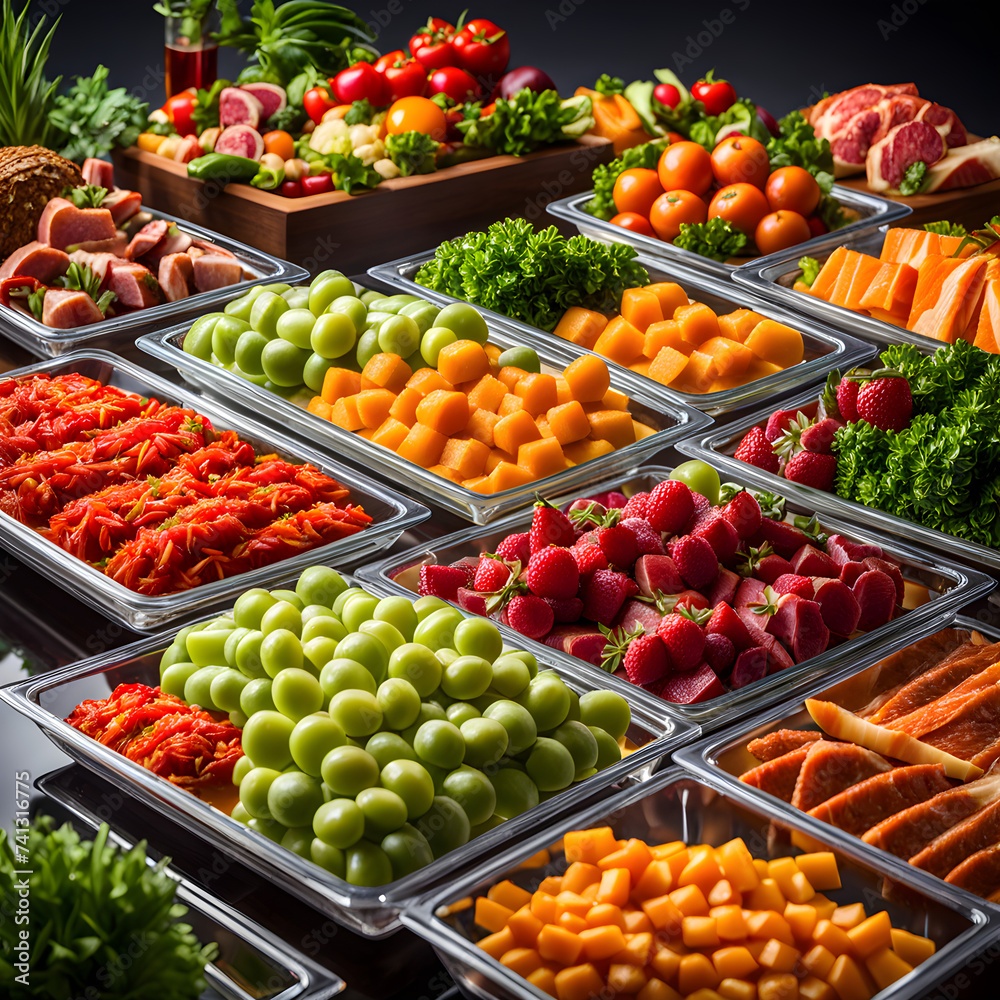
104 259 162 309
158 253 194 302
36 198 117 251
41 288 104 328
192 253 243 292
101 189 143 227
81 158 115 189
0 241 70 282
124 220 170 261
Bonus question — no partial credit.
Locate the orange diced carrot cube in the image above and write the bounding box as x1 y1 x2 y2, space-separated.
647 346 689 387
890 928 935 966
683 916 720 949
370 416 410 450
554 306 609 349
580 924 627 961
596 868 631 907
677 953 719 994
563 438 615 465
415 389 470 436
562 862 602 895
621 287 665 332
708 880 741 907
601 387 630 410
608 963 648 996
466 407 500 447
467 374 508 412
493 408 541 455
307 397 332 420
439 436 490 479
396 422 447 467
623 909 653 933
594 315 645 365
437 340 490 384
355 388 396 428
758 938 800 972
669 884 709 917
500 947 543 977
475 896 514 933
407 368 454 395
644 281 689 318
362 353 412 394
675 302 721 347
562 354 611 402
587 409 635 449
518 436 566 478
498 365 529 390
478 926 515 959
831 903 866 929
553 963 604 1000
537 924 584 966
389 386 422 425
515 373 558 416
321 366 361 404
711 905 747 940
712 945 758 980
717 308 765 343
486 447 517 473
530 890 558 924
546 400 591 445
487 460 534 492
329 394 364 431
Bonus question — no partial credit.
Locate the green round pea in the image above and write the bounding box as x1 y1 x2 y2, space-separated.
413 608 463 651
239 766 281 819
419 326 457 366
261 601 302 637
159 642 188 673
525 737 576 792
260 628 303 678
373 596 418 640
357 786 409 838
308 273 355 315
280 826 313 859
446 702 479 727
250 292 289 338
184 665 226 711
550 720 599 771
359 619 406 656
340 595 380 634
380 759 435 819
443 766 496 826
453 617 504 662
435 302 489 345
272 667 324 721
441 655 493 701
490 767 539 819
226 287 265 317
160 661 200 699
345 840 393 887
416 795 471 859
182 313 221 359
482 700 537 755
267 771 324 828
241 710 295 769
377 678 421 730
233 630 268 678
355 329 380 368
335 632 387 681
326 295 367 331
490 655 531 699
413 595 451 621
185 628 232 667
382 824 434 879
331 587 367 617
365 731 417 770
321 745 380 797
320 658 377 697
211 315 250 365
302 616 348 645
232 755 254 787
210 668 251 713
302 636 339 676
500 648 538 678
248 817 287 842
518 673 571 732
413 719 466 770
240 677 277 716
234 589 277 630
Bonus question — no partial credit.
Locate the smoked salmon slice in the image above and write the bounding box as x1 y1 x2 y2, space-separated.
909 798 1000 878
944 844 1000 899
887 660 1000 737
806 763 952 836
862 786 984 859
907 254 988 343
740 746 811 803
919 685 1000 762
790 739 892 813
747 729 821 762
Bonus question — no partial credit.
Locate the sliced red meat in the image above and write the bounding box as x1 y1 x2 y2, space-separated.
192 253 244 292
916 102 967 148
141 227 193 267
789 739 892 813
0 241 70 283
101 188 143 227
41 288 104 328
70 233 128 256
866 120 947 192
740 746 811 803
829 105 891 172
158 253 194 302
806 763 952 837
852 570 897 631
909 799 1000 879
813 83 919 136
36 198 117 251
730 647 769 688
104 259 161 309
944 845 1000 898
747 729 821 762
69 249 119 283
81 158 115 189
925 137 1000 193
124 220 170 261
189 238 237 259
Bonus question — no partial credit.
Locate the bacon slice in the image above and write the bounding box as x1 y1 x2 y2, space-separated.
888 661 1000 737
909 799 1000 878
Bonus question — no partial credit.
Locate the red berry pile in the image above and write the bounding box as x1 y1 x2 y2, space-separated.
415 479 907 705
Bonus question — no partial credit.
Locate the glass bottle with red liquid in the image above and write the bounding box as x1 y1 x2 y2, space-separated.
163 2 220 97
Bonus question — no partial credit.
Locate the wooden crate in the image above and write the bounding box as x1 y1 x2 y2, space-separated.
112 136 613 274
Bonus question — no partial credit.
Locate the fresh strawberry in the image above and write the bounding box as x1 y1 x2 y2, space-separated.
634 554 684 597
771 573 815 599
721 490 761 539
646 479 695 535
621 491 651 520
505 594 554 639
620 516 666 556
758 554 795 585
595 490 628 509
657 661 725 703
827 533 883 565
772 410 813 460
456 587 490 616
495 531 531 564
790 543 837 578
693 513 740 565
544 596 584 623
613 598 664 636
855 370 912 432
474 556 512 593
580 569 636 626
656 589 710 615
529 497 575 552
784 451 838 491
566 498 608 532
800 417 842 454
657 611 706 672
705 601 755 652
852 569 897 631
734 426 779 474
836 377 860 423
765 407 805 443
575 529 599 549
862 556 905 604
750 519 814 559
598 524 640 570
526 546 580 600
449 557 479 587
672 534 718 590
622 633 670 686
418 564 467 600
703 632 736 674
572 543 609 576
683 492 715 535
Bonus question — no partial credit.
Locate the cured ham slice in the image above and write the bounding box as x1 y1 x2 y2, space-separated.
812 83 918 136
36 197 117 251
805 763 951 836
867 120 947 191
0 241 69 283
915 102 967 148
789 739 892 813
909 799 1000 878
944 845 1000 898
740 746 811 803
747 729 821 762
924 136 1000 192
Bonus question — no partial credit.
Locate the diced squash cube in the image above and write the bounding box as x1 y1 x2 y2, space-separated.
329 394 364 431
648 346 689 386
586 903 627 930
717 978 756 1000
467 374 508 412
889 928 935 966
554 963 604 1000
563 354 612 402
500 947 543 977
562 861 602 895
794 853 841 891
608 963 648 995
307 397 332 420
675 302 721 346
799 976 837 1000
580 924 627 961
758 971 799 1000
596 868 631 907
594 315 645 365
614 931 654 966
554 306 608 349
518 436 566 478
700 336 753 377
475 896 514 933
639 977 683 1000
711 905 747 941
683 915 720 948
678 953 720 995
865 947 913 990
564 827 619 864
427 464 463 482
546 400 591 445
745 319 804 369
515 373 559 416
632 860 673 902
650 945 682 982
669 884 710 917
563 438 615 464
478 926 515 959
812 919 853 956
415 389 470 436
396 423 447 467
716 840 761 893
708 879 741 907
537 924 584 965
321 367 362 404
718 308 766 343
488 460 534 492
440 437 490 479
621 287 665 332
846 911 891 959
494 408 541 456
530 890 558 924
644 319 688 359
712 946 758 980
831 903 866 930
746 911 794 946
356 388 396 429
784 901 819 942
437 340 489 384
407 368 454 396
645 281 689 318
757 938 800 972
362 353 412 394
679 850 723 892
488 880 532 911
746 878 785 913
497 393 525 417
498 365 529 390
599 839 653 882
601 386 630 410
827 954 875 1000
389 386 422 425
624 909 654 933
588 409 635 449
466 407 500 447
802 943 836 979
559 912 588 934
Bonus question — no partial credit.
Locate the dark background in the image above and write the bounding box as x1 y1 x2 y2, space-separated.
41 0 995 136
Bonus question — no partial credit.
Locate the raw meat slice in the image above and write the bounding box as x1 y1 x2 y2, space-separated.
924 136 1000 193
219 87 264 128
766 594 830 663
140 226 193 266
944 845 1000 898
805 763 951 836
36 197 117 250
829 105 892 173
915 102 967 148
104 259 161 309
101 188 142 226
888 660 1000 737
158 253 194 302
240 82 286 120
192 253 243 292
867 641 1000 724
124 220 170 261
909 799 1000 878
214 124 265 161
811 577 861 636
0 241 70 282
747 729 821 762
813 83 919 137
869 94 931 145
41 288 104 328
918 686 1000 762
740 746 810 803
790 739 892 813
730 647 769 688
81 158 115 189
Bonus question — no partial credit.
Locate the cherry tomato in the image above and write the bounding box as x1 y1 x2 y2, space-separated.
657 141 713 197
453 18 509 83
807 216 828 239
708 183 770 235
665 131 685 145
262 130 295 161
409 17 457 70
612 168 663 217
691 70 737 116
653 83 681 110
428 66 480 104
764 166 821 216
303 86 336 124
649 190 708 242
332 62 388 106
163 90 197 136
609 212 657 238
281 180 303 198
711 135 770 189
386 96 447 140
755 210 811 255
301 174 334 196
374 51 427 102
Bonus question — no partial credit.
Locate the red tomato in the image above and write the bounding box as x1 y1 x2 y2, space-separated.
609 212 657 238
332 62 388 105
612 168 663 218
374 51 427 102
303 86 336 124
163 90 197 136
807 216 828 239
409 17 458 70
281 180 303 198
755 210 811 255
653 83 681 110
386 96 447 140
665 131 686 144
691 70 737 116
428 66 480 104
708 183 770 235
711 136 770 189
301 174 334 196
764 166 821 215
649 190 708 242
452 18 510 83
657 141 713 197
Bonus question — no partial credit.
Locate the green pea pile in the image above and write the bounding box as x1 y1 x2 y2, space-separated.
181 271 542 400
158 566 632 887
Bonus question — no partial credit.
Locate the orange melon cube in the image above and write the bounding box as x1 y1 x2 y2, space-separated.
745 319 804 369
758 972 799 1000
580 924 627 961
586 903 627 930
466 407 500 447
565 827 620 864
812 919 853 956
546 400 591 445
555 890 592 921
647 346 689 386
711 905 747 941
594 315 645 365
321 366 362 404
794 853 841 891
515 373 559 416
700 336 752 377
488 460 534 492
329 394 364 431
494 408 542 455
505 908 543 948
587 409 635 449
563 438 615 464
717 979 756 1000
486 448 517 473
758 938 800 972
478 926 516 959
596 868 631 907
746 911 794 946
437 340 490 385
407 368 454 396
615 931 654 966
678 953 719 994
370 417 410 450
355 388 396 429
827 954 875 1000
362 353 412 394
559 912 588 935
598 839 653 882
669 884 709 917
644 281 689 318
553 964 604 1000
602 387 630 410
467 374 508 412
683 916 720 949
831 903 866 930
712 946 758 980
554 306 609 349
389 386 422 425
889 928 935 966
708 880 741 908
623 909 653 934
396 423 447 467
717 308 765 343
555 377 574 405
531 890 558 924
465 473 493 494
537 924 584 965
608 963 648 996
440 437 490 479
799 976 837 1000
307 397 332 420
518 436 566 478
500 947 543 977
650 945 682 982
621 287 665 332
643 319 688 359
865 947 913 990
415 390 470 436
846 911 891 959
679 849 723 892
580 882 600 904
563 354 612 402
802 943 836 979
497 393 525 417
475 896 514 933
498 365 530 390
489 880 532 911
641 893 684 934
562 861 602 895
632 860 673 902
784 902 819 942
680 349 718 391
675 302 721 346
716 840 760 893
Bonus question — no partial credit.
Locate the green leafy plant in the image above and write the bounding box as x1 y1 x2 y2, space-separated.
673 217 748 261
923 220 967 237
0 817 217 999
457 90 594 157
154 0 216 45
58 261 117 315
0 0 61 146
766 111 835 190
798 256 821 287
594 74 624 96
62 184 108 208
386 131 438 176
898 161 928 196
586 138 668 220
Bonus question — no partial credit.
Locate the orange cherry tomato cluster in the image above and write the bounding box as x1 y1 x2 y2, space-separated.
609 137 826 258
